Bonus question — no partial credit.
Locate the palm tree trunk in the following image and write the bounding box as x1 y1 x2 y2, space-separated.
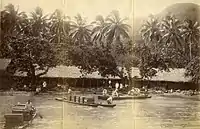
189 41 192 61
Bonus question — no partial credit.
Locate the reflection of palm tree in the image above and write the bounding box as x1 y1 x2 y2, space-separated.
182 19 200 60
49 9 71 43
70 14 91 45
104 10 130 47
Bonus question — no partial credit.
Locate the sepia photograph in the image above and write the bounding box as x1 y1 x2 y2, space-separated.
0 0 200 129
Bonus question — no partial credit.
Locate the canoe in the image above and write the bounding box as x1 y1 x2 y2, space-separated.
4 104 37 129
55 97 99 107
160 94 200 101
98 95 152 100
98 103 116 108
18 111 37 129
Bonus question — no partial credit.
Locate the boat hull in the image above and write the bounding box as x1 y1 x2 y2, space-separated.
98 103 116 107
4 109 37 129
98 95 152 100
55 97 99 107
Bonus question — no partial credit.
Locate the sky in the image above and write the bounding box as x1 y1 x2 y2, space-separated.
1 0 200 21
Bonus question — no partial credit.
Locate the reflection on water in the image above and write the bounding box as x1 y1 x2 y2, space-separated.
1 95 200 129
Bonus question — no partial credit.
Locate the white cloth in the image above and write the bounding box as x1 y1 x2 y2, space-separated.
120 84 123 89
43 82 47 88
115 83 119 89
68 89 72 94
36 88 40 92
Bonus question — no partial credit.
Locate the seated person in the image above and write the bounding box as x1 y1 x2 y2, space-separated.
102 89 108 96
107 96 113 104
25 100 35 116
112 89 119 97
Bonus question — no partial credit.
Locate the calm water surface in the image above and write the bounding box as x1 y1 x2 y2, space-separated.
1 94 200 129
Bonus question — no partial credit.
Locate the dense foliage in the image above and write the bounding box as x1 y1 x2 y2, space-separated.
0 4 200 88
139 15 200 82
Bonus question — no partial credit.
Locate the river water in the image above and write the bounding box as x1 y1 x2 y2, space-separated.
1 94 200 129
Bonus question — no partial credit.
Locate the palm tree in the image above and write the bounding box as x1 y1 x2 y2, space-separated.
0 4 28 57
160 15 184 51
91 15 107 46
104 10 130 46
49 9 71 43
181 19 200 60
140 15 161 49
29 7 49 37
70 14 91 45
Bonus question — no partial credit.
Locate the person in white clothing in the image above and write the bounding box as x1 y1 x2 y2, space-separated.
68 88 72 94
115 82 119 89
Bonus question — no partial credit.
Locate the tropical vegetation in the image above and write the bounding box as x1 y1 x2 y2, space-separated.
0 4 200 88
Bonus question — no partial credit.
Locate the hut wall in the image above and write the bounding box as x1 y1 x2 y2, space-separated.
131 79 199 90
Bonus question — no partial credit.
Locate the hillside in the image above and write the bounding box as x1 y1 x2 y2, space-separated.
133 3 200 39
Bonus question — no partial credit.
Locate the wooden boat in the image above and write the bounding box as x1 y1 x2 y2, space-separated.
4 104 37 129
55 97 99 107
98 103 116 108
98 95 152 100
160 93 200 101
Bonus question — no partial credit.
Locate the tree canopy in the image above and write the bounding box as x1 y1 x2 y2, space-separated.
1 4 200 89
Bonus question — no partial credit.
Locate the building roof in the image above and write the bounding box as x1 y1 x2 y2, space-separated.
0 59 11 70
130 67 192 82
14 65 192 82
14 65 120 79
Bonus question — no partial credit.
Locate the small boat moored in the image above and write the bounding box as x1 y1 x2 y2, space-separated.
98 103 116 108
98 94 152 100
4 104 37 129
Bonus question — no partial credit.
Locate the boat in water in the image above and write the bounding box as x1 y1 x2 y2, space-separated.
160 93 200 101
98 103 116 108
98 94 152 100
55 95 117 108
55 96 99 107
4 104 37 129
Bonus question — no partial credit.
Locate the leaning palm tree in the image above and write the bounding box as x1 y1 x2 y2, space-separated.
49 9 71 43
69 14 91 45
181 19 200 60
104 10 130 46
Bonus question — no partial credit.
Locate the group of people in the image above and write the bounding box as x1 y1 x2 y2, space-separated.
103 81 123 104
35 81 47 95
